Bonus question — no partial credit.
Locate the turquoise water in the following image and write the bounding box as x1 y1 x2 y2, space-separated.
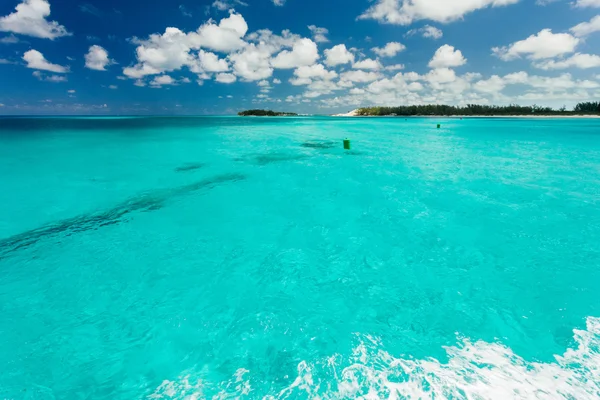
1 116 600 399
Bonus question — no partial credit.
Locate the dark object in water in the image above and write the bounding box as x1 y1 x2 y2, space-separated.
301 140 337 149
0 173 245 259
343 139 351 150
236 153 307 166
175 163 205 172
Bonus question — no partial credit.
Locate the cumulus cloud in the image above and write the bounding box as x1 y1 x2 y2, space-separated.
493 29 579 60
229 43 273 81
353 58 382 70
271 38 319 69
216 72 237 83
473 75 506 93
273 78 281 84
150 75 177 87
371 42 406 57
533 53 600 69
272 0 286 5
0 0 70 39
194 11 248 52
570 15 600 37
385 63 405 70
324 44 354 66
109 84 118 89
308 25 329 43
123 12 247 79
359 0 519 25
406 25 443 39
293 64 337 80
428 45 466 68
85 45 115 71
23 49 68 72
340 70 381 82
196 50 229 72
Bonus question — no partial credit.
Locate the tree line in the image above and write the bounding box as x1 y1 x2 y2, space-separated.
238 109 298 116
355 102 600 116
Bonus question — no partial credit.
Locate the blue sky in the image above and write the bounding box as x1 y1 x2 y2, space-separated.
0 0 599 115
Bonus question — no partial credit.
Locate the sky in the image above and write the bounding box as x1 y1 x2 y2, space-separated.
0 0 599 115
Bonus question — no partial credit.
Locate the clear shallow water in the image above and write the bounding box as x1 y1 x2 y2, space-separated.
1 116 600 399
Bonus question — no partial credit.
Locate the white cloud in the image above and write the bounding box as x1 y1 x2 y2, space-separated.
533 53 600 69
570 15 600 37
324 44 354 67
425 67 457 84
0 58 13 64
32 70 66 82
229 43 273 81
193 11 248 52
293 64 337 80
273 78 281 84
493 29 579 60
308 25 329 43
428 45 466 68
385 63 405 70
67 89 75 93
272 0 286 5
359 0 519 25
0 0 70 39
196 49 229 72
271 38 319 69
340 70 381 82
124 28 194 78
473 75 505 93
212 0 248 11
407 25 443 39
422 25 443 39
371 41 405 57
257 79 270 86
85 45 114 71
290 77 312 85
109 84 118 89
23 49 68 72
353 58 382 70
215 72 237 83
573 0 600 7
123 12 247 79
150 75 177 87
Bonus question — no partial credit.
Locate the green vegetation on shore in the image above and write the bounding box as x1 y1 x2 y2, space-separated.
238 109 298 116
355 102 600 116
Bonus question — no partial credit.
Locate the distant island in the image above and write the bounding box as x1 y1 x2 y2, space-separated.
336 102 600 117
238 109 298 116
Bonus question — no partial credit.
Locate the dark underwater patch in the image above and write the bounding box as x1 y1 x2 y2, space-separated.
236 153 308 166
175 163 205 172
0 173 245 259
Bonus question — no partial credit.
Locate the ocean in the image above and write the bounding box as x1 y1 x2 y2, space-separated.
0 116 599 399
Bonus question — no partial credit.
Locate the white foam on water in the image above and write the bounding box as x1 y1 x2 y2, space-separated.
148 317 600 399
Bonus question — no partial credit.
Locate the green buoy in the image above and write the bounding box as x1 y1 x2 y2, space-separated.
437 124 441 129
343 138 351 150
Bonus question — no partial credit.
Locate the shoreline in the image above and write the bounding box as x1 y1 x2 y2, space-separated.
332 109 600 119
